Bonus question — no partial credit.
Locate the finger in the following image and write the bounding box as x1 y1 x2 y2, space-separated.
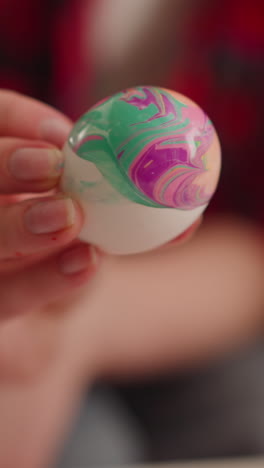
0 90 72 146
0 195 84 260
0 137 64 194
164 216 203 249
0 243 98 319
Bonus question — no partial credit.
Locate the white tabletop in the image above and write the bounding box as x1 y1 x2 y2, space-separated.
139 459 264 468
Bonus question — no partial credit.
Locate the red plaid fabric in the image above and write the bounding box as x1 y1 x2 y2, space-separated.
167 0 264 223
0 0 92 117
0 0 262 224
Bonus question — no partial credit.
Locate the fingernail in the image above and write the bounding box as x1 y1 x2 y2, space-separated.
24 198 76 234
59 245 97 275
9 147 63 181
39 118 72 147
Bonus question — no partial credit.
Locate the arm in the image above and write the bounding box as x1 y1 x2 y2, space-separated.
74 217 264 377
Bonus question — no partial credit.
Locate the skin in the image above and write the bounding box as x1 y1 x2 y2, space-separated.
0 90 100 375
0 91 263 468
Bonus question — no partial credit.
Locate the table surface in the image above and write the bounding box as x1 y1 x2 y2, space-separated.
140 459 264 468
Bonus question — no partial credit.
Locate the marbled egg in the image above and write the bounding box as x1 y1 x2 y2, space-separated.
62 87 221 254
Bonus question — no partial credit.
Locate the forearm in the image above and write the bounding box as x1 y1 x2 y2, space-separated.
73 217 263 378
0 350 87 468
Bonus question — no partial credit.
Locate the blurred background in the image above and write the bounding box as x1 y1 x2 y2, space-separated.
0 0 263 466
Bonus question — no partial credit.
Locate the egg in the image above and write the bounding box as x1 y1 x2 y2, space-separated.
61 86 221 254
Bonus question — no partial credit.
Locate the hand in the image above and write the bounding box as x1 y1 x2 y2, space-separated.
0 90 99 380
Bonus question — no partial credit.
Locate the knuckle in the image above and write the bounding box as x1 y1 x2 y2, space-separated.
0 204 26 260
0 89 23 134
0 89 20 98
0 208 14 258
